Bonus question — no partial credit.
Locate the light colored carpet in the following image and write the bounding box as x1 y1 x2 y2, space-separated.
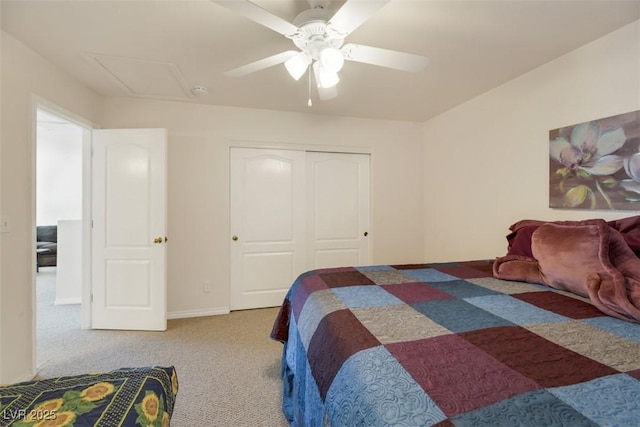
36 268 289 426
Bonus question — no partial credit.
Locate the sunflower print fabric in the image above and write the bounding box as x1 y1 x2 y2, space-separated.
0 366 177 427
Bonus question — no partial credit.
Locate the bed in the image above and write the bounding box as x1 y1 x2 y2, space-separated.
271 220 640 426
0 366 177 427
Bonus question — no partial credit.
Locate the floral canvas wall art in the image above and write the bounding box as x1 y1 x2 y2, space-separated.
549 110 640 210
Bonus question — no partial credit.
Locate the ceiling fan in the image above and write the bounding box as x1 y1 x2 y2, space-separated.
212 0 429 102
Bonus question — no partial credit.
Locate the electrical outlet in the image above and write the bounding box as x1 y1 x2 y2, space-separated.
203 281 212 293
0 216 10 233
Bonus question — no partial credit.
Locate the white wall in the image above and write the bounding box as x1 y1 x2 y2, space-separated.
422 20 640 262
100 99 426 317
0 30 103 384
36 123 83 225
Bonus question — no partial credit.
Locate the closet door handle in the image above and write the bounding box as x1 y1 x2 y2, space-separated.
232 235 238 241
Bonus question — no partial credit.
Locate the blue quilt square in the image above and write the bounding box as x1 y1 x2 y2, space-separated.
549 373 640 426
427 280 502 298
326 346 447 427
451 389 595 427
582 317 640 343
466 295 568 325
400 268 459 283
332 285 403 308
412 298 514 333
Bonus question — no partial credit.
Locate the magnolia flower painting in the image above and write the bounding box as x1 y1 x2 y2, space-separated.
549 110 640 210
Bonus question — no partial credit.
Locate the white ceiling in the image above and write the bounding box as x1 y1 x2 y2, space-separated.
2 0 640 122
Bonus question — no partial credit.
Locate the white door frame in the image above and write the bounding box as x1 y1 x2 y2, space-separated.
228 143 373 310
31 96 97 372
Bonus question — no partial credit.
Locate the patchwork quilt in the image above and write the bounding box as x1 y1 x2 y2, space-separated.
0 366 178 427
271 260 640 426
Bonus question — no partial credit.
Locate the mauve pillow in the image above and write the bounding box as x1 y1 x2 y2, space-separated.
506 226 538 258
509 219 546 232
531 220 609 298
608 215 640 254
492 254 543 284
506 216 640 258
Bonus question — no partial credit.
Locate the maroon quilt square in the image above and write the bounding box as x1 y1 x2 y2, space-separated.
628 369 640 380
318 271 375 288
307 309 380 401
292 274 330 319
458 260 495 274
317 266 357 274
512 291 604 319
433 264 493 279
390 263 431 270
386 335 539 417
382 282 454 304
460 326 618 388
511 291 604 319
270 299 290 342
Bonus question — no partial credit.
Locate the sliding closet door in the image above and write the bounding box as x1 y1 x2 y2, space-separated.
230 148 371 310
230 148 306 310
306 152 370 269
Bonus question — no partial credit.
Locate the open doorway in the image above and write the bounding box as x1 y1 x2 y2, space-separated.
35 107 86 369
32 101 168 372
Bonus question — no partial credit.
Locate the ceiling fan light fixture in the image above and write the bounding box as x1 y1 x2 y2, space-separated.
313 61 340 89
215 0 430 103
319 47 344 73
285 52 312 80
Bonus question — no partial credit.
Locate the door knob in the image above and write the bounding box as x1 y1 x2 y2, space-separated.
364 232 368 237
154 237 163 244
232 235 238 241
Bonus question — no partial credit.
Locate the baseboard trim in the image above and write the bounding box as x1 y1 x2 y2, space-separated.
167 307 230 319
54 297 81 305
5 371 34 385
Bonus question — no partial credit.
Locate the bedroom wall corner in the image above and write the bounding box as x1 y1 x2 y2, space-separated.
0 30 104 384
421 19 640 263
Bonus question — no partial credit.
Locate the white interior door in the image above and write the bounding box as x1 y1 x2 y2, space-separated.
230 148 306 310
91 128 167 331
307 152 370 269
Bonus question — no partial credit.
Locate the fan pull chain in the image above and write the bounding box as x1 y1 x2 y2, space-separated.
307 66 313 107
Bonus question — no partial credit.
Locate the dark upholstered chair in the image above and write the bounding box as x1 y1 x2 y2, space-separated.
36 225 57 269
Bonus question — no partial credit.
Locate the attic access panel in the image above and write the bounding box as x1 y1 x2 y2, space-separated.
84 53 194 101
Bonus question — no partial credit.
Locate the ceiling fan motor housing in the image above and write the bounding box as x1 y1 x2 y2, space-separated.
292 8 344 60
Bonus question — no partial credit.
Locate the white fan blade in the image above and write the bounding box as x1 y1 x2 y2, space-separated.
224 51 299 77
341 43 429 72
211 0 299 38
327 0 390 38
318 85 338 101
